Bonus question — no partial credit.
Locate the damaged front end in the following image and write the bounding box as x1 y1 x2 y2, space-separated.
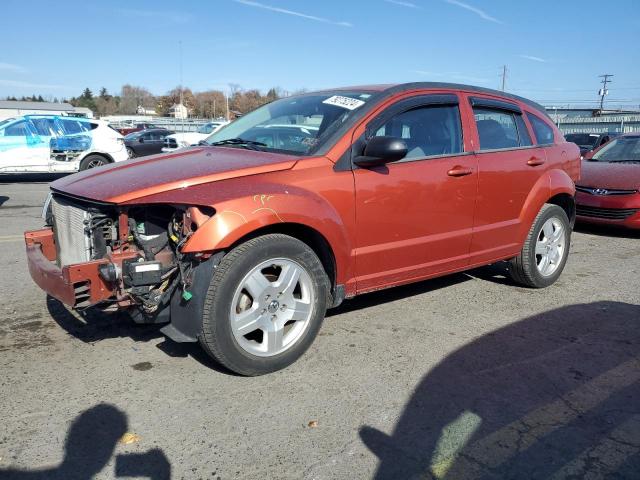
26 193 219 341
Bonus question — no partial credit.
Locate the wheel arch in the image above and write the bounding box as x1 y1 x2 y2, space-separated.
223 222 338 294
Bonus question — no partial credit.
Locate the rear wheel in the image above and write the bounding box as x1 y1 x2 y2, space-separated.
199 234 330 376
508 204 571 288
79 154 108 170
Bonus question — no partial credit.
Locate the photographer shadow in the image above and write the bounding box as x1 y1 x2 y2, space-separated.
360 301 640 479
0 403 171 479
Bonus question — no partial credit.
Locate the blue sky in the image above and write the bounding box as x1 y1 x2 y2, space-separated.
2 0 639 107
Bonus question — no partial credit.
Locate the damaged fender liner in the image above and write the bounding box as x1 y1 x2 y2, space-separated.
160 253 222 343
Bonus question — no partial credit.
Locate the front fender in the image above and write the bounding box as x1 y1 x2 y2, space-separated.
181 188 353 284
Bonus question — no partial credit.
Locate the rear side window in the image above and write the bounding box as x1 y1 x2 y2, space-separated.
473 108 521 150
527 113 555 145
373 105 463 159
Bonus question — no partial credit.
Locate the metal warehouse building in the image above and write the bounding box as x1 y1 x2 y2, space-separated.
0 100 93 120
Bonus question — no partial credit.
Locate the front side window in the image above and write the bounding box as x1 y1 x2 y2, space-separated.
373 105 463 159
473 108 520 150
527 113 555 145
591 136 640 163
4 120 29 137
205 91 373 155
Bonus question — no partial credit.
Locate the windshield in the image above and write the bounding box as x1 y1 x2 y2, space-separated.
125 131 143 140
0 118 15 128
204 91 373 155
591 136 640 162
565 133 600 148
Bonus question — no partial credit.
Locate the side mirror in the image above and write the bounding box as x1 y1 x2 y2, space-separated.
354 136 407 168
138 137 145 143
583 150 593 160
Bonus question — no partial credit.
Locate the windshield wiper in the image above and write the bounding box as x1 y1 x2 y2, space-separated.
208 138 268 150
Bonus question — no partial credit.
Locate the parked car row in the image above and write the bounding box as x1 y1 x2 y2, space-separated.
565 132 618 156
161 121 229 153
124 128 174 158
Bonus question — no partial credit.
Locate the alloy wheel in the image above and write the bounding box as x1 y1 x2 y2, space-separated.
230 258 314 357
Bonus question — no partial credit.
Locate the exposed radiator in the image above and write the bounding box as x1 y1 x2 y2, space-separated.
51 195 92 267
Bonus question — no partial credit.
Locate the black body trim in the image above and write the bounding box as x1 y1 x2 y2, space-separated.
469 96 522 114
161 253 222 343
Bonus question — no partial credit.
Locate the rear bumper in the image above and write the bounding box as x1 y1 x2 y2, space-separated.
25 228 115 307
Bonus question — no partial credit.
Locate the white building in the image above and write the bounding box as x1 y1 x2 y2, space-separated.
169 103 189 119
0 100 93 120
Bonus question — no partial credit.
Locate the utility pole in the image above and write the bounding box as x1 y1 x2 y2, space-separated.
501 65 507 91
598 74 613 113
179 40 184 118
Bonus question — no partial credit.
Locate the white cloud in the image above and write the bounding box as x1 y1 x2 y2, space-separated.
116 8 192 24
444 0 502 24
233 0 352 27
519 54 546 63
384 0 420 8
0 62 26 73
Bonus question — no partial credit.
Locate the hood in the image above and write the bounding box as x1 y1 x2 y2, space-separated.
51 147 300 204
168 132 207 144
579 160 640 190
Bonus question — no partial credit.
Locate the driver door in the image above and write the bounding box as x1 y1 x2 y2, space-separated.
353 95 478 292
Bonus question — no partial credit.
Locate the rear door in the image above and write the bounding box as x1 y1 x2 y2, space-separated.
353 94 478 292
465 96 546 263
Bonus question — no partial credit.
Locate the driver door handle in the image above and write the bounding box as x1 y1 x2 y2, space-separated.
527 156 546 166
447 166 473 177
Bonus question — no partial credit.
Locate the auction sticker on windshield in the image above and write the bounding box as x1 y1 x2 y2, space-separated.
322 95 365 110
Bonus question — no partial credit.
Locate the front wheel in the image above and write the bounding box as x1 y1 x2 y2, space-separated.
199 234 330 376
79 154 108 170
508 204 571 288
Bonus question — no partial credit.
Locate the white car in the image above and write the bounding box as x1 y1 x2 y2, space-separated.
0 115 128 174
162 121 229 152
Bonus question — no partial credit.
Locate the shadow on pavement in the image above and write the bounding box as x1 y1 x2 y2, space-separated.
0 173 68 184
360 301 640 480
46 296 237 375
0 195 8 207
328 273 471 317
0 403 171 479
46 296 164 343
574 222 640 239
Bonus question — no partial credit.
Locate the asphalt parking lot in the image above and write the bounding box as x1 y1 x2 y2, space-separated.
0 178 638 480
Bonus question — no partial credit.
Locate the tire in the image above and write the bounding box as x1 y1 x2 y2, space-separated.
79 154 108 170
199 234 330 376
126 147 136 158
508 204 571 288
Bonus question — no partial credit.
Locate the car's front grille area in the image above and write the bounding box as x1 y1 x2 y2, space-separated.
576 186 638 196
51 195 92 267
164 138 178 149
576 205 639 220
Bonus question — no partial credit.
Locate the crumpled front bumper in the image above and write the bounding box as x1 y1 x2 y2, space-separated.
25 228 114 307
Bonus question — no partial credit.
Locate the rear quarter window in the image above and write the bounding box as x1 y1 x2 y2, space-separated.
527 113 555 145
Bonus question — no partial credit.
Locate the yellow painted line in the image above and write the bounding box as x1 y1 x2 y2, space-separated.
0 235 24 242
430 357 640 479
550 414 640 479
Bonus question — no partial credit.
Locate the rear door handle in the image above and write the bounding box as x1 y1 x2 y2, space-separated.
527 156 546 166
447 166 473 177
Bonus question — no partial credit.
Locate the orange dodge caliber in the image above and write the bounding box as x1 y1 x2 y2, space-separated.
25 83 580 375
